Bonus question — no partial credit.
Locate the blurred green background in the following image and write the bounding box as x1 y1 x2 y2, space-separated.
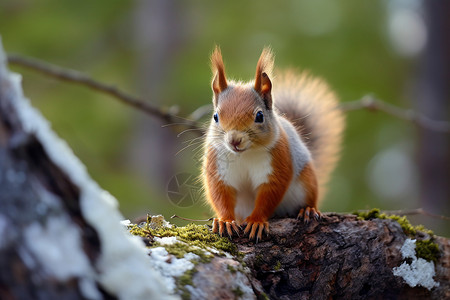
1 0 449 236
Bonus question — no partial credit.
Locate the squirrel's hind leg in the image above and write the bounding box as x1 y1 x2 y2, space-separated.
296 162 321 223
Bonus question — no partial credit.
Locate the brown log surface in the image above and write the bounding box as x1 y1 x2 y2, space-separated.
232 215 449 300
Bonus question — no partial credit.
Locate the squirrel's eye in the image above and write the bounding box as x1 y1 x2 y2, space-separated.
213 113 219 123
255 111 264 123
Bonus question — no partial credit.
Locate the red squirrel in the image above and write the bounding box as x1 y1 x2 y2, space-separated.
203 46 344 240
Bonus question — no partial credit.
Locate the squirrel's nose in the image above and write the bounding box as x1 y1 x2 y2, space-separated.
226 131 245 152
230 138 241 148
229 138 244 152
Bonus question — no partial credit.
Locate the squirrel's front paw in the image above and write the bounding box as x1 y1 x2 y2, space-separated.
212 218 240 238
297 206 321 223
244 217 269 241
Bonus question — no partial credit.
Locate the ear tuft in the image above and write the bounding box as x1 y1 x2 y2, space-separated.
254 47 274 109
210 46 228 98
254 47 274 88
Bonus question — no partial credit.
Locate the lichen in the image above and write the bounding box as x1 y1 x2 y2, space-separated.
353 208 440 263
128 219 237 256
393 239 439 290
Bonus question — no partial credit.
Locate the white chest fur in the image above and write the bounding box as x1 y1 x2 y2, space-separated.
216 148 272 221
216 148 273 190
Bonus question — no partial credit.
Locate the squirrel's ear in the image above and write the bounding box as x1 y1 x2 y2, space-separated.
210 46 228 104
254 47 274 109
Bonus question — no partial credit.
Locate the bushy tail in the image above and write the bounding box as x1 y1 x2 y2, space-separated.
273 70 345 198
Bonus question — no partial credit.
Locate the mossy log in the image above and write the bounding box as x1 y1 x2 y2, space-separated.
232 215 450 299
1 39 449 299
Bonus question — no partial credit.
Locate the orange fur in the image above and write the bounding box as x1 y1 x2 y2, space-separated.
204 147 236 221
254 47 274 108
217 86 259 131
211 46 228 96
244 129 293 239
299 162 319 209
254 47 274 87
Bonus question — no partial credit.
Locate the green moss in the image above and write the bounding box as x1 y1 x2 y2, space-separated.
128 225 152 238
177 268 196 300
353 208 434 237
128 221 238 256
227 264 237 274
416 239 440 262
154 242 214 263
232 286 244 297
274 260 282 271
414 224 434 236
354 208 382 220
353 209 441 263
254 254 264 268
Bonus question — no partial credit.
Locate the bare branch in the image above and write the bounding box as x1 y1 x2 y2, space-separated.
7 54 204 132
170 214 214 222
7 54 450 134
381 208 450 221
340 95 450 133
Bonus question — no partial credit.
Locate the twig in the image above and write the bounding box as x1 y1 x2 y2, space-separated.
381 208 450 221
7 54 450 133
349 208 450 221
171 214 214 222
7 54 203 132
339 95 450 133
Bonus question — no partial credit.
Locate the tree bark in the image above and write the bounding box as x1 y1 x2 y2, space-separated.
233 216 449 300
0 39 174 300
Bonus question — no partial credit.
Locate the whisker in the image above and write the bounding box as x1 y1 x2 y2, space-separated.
181 136 205 145
177 128 204 138
175 141 204 156
161 122 195 128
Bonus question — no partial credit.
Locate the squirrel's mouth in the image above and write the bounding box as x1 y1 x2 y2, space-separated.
232 145 245 153
226 142 247 154
225 133 250 153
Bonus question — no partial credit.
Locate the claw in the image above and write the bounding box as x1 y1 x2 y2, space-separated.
244 221 269 241
211 218 240 237
264 222 270 235
257 224 264 240
231 221 241 237
219 220 225 236
297 207 321 223
212 218 219 233
312 208 321 220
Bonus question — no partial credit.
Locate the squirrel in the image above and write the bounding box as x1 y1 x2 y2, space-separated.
202 46 344 241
